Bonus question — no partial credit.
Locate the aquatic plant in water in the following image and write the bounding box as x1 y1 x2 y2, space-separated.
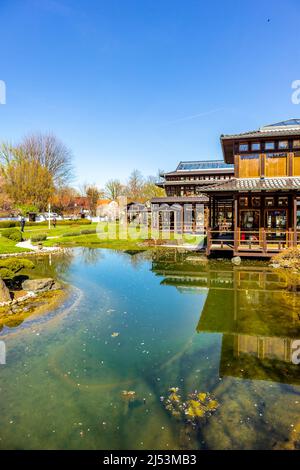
121 390 136 400
164 387 219 426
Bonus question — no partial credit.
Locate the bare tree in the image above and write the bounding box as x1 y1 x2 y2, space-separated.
104 179 124 200
125 169 144 201
18 133 74 186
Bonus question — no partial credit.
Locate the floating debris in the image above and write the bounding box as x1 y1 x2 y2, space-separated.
121 390 136 400
111 332 120 338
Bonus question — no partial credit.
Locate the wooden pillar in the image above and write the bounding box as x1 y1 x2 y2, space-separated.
293 194 297 247
234 195 238 253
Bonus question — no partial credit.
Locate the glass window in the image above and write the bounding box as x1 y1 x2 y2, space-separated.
240 210 260 230
265 142 275 150
239 143 249 152
278 141 289 149
251 142 260 151
293 140 300 148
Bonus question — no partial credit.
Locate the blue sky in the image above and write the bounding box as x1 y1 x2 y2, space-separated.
1 0 300 187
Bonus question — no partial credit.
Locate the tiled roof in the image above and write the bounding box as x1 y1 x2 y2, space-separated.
151 196 208 204
162 179 230 186
221 128 300 140
200 177 300 192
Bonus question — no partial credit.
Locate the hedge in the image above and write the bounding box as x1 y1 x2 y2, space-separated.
31 233 48 242
62 231 82 237
1 228 23 242
80 228 97 235
0 219 92 229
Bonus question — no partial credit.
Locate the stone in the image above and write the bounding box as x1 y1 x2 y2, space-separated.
231 256 241 266
22 278 55 293
0 279 11 302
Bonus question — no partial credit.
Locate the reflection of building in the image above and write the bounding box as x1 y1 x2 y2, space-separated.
152 252 300 385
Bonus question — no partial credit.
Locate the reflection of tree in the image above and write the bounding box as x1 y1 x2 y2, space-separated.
31 250 75 279
80 247 104 266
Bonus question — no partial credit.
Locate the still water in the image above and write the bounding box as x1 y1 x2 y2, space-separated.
0 248 300 450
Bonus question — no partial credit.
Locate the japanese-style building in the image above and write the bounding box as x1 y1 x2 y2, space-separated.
152 160 234 231
153 119 300 257
204 119 300 257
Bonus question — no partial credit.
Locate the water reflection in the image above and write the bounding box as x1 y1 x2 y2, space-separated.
151 250 300 386
1 248 300 449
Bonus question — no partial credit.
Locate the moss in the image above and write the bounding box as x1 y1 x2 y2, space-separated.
0 288 68 329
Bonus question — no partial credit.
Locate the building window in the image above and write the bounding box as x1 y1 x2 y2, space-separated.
251 142 260 151
252 197 261 208
239 197 248 208
239 143 249 152
278 197 288 207
293 140 300 149
265 197 274 207
278 141 289 149
265 142 275 150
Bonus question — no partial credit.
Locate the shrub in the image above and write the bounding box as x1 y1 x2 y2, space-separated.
0 221 18 229
1 228 23 242
31 233 48 242
0 258 34 279
0 219 92 229
80 229 97 235
62 231 82 237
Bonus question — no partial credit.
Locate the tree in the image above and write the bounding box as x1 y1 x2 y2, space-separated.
84 184 103 215
141 176 165 201
0 174 13 213
104 179 124 200
19 133 74 186
2 154 54 211
125 170 144 202
50 186 79 214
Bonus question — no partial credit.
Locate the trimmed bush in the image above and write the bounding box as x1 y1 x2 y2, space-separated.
31 233 48 242
62 231 82 237
0 219 92 229
0 221 19 229
80 228 97 235
1 228 23 242
0 258 34 279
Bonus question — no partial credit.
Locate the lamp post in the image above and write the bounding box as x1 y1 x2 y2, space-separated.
48 202 51 230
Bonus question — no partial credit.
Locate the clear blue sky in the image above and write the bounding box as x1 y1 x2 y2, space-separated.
1 0 300 187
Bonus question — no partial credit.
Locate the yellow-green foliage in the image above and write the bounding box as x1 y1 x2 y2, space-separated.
163 387 219 425
0 258 34 279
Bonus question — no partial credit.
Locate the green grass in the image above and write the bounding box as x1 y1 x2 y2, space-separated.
0 222 205 254
0 236 30 254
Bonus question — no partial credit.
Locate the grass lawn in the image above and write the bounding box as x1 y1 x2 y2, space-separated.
0 222 205 254
0 236 31 254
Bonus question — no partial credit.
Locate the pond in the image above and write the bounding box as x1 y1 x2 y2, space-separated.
0 247 300 450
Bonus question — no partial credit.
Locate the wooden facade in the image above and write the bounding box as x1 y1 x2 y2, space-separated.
205 120 300 257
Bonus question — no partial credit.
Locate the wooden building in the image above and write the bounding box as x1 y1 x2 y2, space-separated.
152 160 234 231
200 119 300 256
